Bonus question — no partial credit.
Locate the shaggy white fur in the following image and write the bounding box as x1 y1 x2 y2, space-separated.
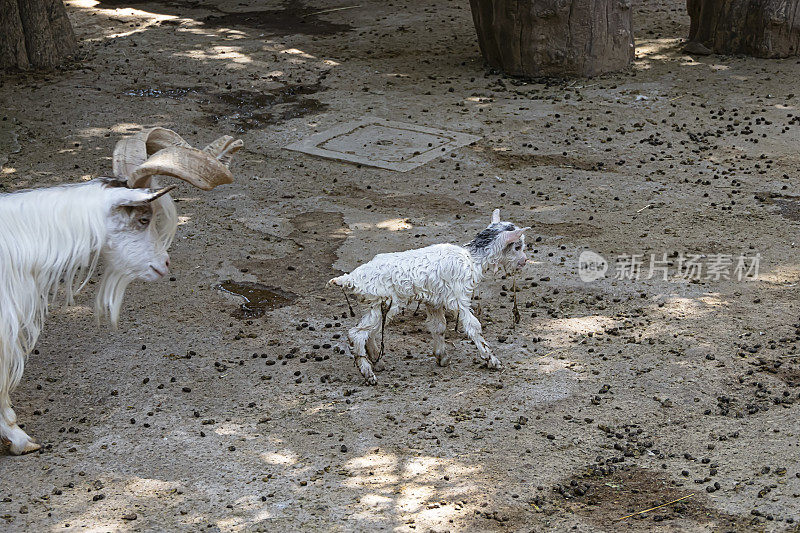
330 209 529 384
0 179 175 454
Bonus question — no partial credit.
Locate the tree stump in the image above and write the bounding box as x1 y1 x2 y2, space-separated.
469 0 634 78
687 0 800 57
0 0 77 69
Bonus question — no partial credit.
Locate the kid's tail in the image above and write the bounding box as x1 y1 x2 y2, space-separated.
327 274 350 288
328 274 356 317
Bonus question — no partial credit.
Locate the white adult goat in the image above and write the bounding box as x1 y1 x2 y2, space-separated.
329 209 529 384
0 128 241 454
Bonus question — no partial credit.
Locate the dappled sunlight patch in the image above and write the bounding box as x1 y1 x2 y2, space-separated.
351 218 413 232
341 450 485 527
215 504 275 532
634 38 684 61
376 218 413 231
176 46 252 64
126 476 182 496
260 449 298 466
345 453 401 486
347 452 399 470
76 125 135 139
178 25 247 39
754 265 800 285
397 483 435 513
541 315 617 336
330 226 352 239
214 421 258 439
69 1 179 40
657 295 726 319
281 48 318 59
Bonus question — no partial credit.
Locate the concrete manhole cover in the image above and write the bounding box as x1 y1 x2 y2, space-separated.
285 117 481 172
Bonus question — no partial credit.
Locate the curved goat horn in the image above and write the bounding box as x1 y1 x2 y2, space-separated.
113 127 242 190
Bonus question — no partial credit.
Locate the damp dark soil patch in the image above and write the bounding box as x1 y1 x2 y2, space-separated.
97 0 352 36
489 151 613 172
754 192 800 221
203 85 327 133
123 83 327 131
239 211 349 295
748 355 800 388
123 87 201 98
552 465 748 531
216 281 297 319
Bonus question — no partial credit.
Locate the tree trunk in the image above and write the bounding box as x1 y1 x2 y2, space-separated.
469 0 634 78
0 0 77 70
686 0 800 57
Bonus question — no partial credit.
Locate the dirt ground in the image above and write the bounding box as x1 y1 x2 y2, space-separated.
1 0 800 531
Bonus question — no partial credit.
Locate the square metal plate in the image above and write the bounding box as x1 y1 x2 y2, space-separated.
285 118 481 172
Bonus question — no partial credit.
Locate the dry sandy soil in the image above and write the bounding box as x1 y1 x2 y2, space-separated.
1 0 800 531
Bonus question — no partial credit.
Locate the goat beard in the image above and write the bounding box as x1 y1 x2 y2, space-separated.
95 270 133 327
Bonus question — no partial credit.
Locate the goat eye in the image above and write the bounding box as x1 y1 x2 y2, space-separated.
138 216 151 226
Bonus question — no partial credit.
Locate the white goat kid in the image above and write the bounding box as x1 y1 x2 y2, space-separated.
0 128 241 455
329 209 529 385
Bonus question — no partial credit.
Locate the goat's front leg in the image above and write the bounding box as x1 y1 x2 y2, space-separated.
425 304 449 366
458 305 501 370
348 306 382 385
0 404 40 455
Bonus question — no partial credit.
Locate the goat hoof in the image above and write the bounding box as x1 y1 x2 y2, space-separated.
17 440 41 455
364 374 378 386
5 437 40 455
436 355 451 367
486 358 502 370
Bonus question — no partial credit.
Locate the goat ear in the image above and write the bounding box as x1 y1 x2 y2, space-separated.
502 227 530 245
491 209 501 224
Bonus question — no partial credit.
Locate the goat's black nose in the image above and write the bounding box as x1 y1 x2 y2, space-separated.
165 259 171 269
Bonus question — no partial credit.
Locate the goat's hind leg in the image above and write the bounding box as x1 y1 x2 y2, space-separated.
365 333 380 366
0 405 40 455
366 300 400 367
348 306 382 385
